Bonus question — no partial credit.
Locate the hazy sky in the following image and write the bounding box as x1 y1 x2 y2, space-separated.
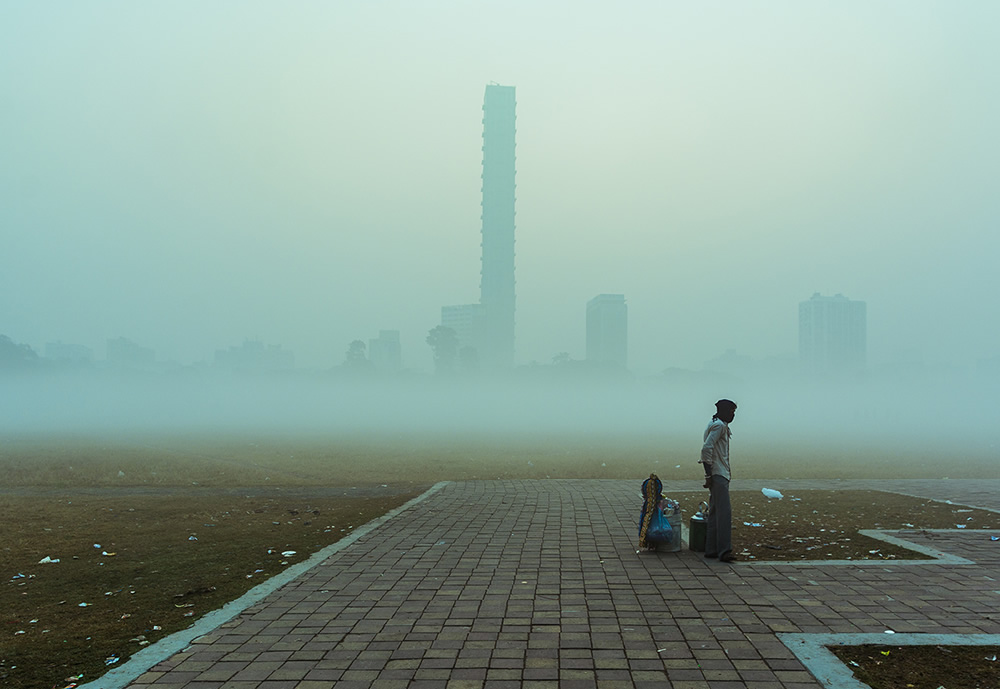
3 2 998 373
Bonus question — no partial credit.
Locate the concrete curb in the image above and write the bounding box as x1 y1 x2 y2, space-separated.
779 632 1000 689
79 481 450 689
733 528 997 567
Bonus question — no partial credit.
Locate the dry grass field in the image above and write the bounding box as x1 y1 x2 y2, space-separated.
3 428 998 487
2 430 999 688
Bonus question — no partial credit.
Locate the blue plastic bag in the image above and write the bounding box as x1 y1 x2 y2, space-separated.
645 506 673 544
638 473 673 548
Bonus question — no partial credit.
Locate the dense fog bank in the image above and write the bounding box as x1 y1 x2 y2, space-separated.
2 371 995 459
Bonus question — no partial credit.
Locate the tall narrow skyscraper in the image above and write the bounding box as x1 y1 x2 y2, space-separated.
479 84 516 369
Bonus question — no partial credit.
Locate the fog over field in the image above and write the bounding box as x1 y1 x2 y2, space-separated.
2 3 998 474
2 371 995 460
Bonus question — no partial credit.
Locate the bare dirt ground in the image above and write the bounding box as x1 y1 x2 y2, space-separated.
2 431 998 689
830 644 1000 689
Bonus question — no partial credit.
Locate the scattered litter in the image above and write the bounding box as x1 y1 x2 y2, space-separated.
14 630 25 635
743 522 763 527
30 619 38 623
992 536 1000 541
986 654 997 661
884 629 895 634
957 525 966 529
761 488 783 499
849 660 859 667
38 556 60 564
153 625 162 631
880 650 890 656
93 544 101 549
105 654 120 666
11 573 25 580
78 603 91 607
281 550 296 557
117 471 125 478
188 536 198 541
102 551 116 557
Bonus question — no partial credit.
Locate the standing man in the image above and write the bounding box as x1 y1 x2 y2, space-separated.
700 399 738 563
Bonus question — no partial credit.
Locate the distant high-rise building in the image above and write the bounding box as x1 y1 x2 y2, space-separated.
798 293 866 375
368 330 402 373
44 341 93 363
214 339 294 372
107 336 155 366
441 304 486 354
586 294 628 368
479 84 516 369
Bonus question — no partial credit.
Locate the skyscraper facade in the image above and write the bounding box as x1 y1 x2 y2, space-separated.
586 294 628 368
479 84 516 369
798 292 866 375
368 330 402 373
441 304 485 355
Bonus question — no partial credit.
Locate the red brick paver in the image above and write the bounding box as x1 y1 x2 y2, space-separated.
124 479 1000 689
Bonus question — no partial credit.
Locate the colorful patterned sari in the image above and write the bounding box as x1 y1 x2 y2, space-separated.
638 473 671 549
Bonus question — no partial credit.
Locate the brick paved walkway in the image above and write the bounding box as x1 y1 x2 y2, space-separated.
118 479 1000 689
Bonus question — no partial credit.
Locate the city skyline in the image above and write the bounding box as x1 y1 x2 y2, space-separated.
2 4 998 374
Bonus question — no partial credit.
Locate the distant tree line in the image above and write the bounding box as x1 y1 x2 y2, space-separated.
0 334 38 370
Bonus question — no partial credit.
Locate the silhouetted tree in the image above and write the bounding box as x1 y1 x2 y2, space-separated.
426 326 458 376
0 334 38 370
345 340 366 363
342 339 373 375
